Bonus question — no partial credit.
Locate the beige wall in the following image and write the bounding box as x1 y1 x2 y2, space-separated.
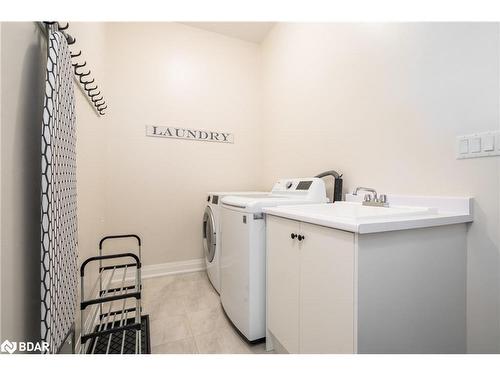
62 22 108 340
260 23 500 353
70 23 108 264
100 23 264 265
0 22 47 343
69 22 108 280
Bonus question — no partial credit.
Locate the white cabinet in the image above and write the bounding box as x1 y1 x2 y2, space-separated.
266 216 301 353
266 215 467 354
266 216 355 354
299 222 354 353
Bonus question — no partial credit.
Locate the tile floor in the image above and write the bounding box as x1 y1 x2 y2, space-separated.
141 271 270 354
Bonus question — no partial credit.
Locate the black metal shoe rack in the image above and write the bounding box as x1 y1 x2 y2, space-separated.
79 234 144 354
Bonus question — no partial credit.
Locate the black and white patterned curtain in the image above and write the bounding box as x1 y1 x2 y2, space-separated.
40 30 78 354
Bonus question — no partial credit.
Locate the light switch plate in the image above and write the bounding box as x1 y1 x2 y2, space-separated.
457 130 500 159
482 135 495 151
470 137 481 153
459 139 469 154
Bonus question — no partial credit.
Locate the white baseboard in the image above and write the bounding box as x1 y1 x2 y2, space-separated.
112 258 206 284
140 258 206 279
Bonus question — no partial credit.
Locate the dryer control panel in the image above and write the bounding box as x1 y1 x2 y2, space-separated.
271 178 327 202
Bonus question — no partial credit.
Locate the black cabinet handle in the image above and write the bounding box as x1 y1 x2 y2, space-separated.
298 235 305 241
291 233 297 239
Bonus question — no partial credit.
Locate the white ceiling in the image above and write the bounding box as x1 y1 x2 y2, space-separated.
181 22 275 43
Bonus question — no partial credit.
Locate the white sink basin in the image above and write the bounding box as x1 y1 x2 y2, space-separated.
263 196 472 234
277 201 436 221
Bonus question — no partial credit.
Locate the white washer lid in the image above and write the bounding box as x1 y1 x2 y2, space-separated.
221 195 320 213
208 191 268 196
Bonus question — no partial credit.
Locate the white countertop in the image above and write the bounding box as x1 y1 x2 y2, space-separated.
262 194 473 234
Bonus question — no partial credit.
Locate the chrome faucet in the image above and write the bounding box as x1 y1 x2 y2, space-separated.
352 187 388 207
352 187 378 198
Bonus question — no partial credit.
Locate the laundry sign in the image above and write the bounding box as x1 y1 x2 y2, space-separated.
146 125 234 144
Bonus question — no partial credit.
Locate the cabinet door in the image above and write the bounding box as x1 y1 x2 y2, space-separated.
266 215 301 353
299 223 355 353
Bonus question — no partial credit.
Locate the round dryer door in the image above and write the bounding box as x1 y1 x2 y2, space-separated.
203 206 216 263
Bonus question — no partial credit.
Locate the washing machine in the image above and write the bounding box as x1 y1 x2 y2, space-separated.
219 178 327 341
203 191 267 294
